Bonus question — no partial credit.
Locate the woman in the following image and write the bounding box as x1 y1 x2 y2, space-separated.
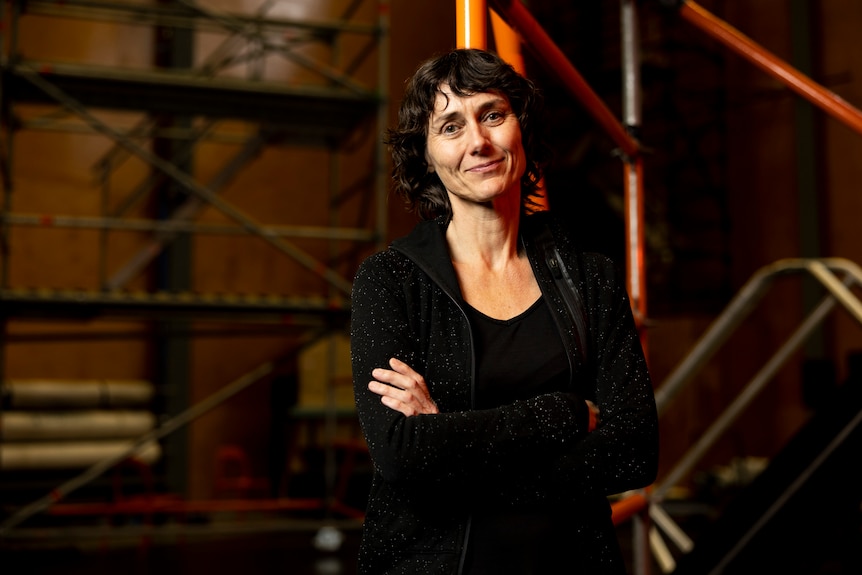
350 48 658 574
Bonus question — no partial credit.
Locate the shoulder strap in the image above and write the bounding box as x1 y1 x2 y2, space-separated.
533 223 590 366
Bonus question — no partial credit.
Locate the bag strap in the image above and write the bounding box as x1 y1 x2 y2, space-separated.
533 223 590 366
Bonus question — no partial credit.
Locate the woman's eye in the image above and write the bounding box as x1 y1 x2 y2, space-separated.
443 124 460 134
485 111 505 124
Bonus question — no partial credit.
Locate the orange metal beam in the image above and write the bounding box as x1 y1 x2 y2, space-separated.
680 0 862 137
624 156 648 339
611 490 650 526
489 9 522 71
489 0 640 159
489 9 550 211
456 0 487 49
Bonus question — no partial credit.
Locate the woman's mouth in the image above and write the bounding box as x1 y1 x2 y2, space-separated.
467 159 503 173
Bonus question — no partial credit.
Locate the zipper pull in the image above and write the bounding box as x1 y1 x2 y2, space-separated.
547 253 563 279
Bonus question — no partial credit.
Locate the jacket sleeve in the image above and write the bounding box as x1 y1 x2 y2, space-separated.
548 254 659 498
350 251 592 486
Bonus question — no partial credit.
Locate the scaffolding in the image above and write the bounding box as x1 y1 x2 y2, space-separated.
0 0 388 538
0 0 389 297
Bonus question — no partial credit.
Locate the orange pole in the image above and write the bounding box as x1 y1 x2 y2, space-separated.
624 157 648 341
490 9 550 211
611 491 650 526
456 0 487 49
490 9 523 71
680 0 862 137
620 0 648 342
489 0 640 159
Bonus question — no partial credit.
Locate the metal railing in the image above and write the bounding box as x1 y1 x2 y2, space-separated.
647 258 862 572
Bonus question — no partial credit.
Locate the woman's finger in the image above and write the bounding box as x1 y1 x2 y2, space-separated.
372 361 428 394
368 358 438 416
369 381 423 416
388 357 419 377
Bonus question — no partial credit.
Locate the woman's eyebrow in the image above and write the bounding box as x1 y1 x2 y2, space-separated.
479 97 508 110
429 110 462 130
429 97 510 129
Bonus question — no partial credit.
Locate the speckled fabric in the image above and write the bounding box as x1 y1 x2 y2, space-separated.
350 212 658 574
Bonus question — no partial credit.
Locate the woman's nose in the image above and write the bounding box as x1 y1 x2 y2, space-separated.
467 122 491 154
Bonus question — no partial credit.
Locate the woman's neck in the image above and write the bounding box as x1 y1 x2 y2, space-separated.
445 199 539 321
445 203 521 270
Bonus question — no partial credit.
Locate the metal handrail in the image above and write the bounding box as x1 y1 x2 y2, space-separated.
645 258 862 572
655 258 862 417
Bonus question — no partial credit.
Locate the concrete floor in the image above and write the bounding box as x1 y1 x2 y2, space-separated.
4 503 860 574
3 523 363 575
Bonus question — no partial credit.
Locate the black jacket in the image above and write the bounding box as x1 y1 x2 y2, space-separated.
350 212 658 574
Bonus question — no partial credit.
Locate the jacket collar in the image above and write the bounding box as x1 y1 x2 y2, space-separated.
388 213 553 298
390 216 463 301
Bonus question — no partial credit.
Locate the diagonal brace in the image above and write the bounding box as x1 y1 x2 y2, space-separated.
16 62 353 296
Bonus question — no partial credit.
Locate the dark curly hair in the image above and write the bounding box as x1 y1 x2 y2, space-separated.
385 49 550 220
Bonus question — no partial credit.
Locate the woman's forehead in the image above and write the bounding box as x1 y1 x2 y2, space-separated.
430 85 507 115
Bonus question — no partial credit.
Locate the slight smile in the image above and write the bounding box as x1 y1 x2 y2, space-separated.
467 159 504 173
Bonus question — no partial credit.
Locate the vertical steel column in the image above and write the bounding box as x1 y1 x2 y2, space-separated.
154 0 194 498
323 24 344 516
624 160 647 326
457 0 487 48
790 0 824 360
97 167 109 288
621 2 650 573
621 0 642 131
321 155 341 515
0 0 21 288
621 0 647 333
0 1 20 492
375 0 390 252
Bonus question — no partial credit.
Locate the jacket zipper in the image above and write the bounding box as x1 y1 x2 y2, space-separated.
393 240 581 574
392 245 476 574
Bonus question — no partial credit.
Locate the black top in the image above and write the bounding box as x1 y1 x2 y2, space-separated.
466 296 569 410
464 297 573 573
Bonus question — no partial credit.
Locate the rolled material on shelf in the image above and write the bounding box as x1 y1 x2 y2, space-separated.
2 379 154 408
1 410 156 440
0 439 161 470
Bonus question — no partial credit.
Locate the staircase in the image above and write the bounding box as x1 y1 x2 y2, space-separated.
673 355 862 575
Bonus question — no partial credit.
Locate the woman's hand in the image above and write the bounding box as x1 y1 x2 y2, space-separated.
586 400 600 432
368 357 439 417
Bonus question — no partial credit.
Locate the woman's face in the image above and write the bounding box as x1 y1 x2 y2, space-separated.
425 85 526 212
